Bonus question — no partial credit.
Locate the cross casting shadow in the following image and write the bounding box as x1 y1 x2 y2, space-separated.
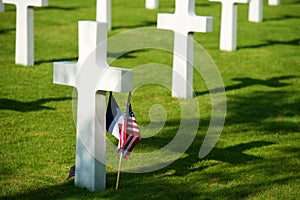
196 3 212 7
42 6 82 11
238 38 300 49
0 97 72 112
35 51 140 65
0 28 15 35
108 51 138 59
112 21 157 30
285 0 300 5
224 90 300 133
264 14 300 22
195 75 298 96
35 57 79 65
203 141 275 164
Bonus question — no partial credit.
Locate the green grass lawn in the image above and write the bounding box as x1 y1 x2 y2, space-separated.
1 0 300 199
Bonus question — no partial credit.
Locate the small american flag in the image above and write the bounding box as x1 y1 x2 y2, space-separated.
118 103 141 159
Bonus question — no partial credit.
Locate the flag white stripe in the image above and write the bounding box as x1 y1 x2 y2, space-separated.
127 127 140 133
123 136 138 157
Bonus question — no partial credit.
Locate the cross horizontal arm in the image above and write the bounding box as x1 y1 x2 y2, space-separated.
53 61 77 87
95 67 132 92
157 14 213 35
3 0 48 7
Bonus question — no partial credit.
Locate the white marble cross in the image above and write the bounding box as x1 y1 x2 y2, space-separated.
97 0 111 31
269 0 280 6
210 0 249 51
157 0 212 99
53 21 132 191
0 0 4 12
146 0 159 9
3 0 48 66
249 0 263 23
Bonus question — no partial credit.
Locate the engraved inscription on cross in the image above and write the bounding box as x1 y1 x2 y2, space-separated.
3 0 48 66
210 0 249 51
157 0 212 99
53 21 132 191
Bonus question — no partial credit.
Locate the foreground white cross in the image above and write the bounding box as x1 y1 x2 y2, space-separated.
210 0 249 51
146 0 159 9
97 0 111 31
157 0 212 99
269 0 280 6
53 21 132 191
3 0 48 66
249 0 263 22
0 0 4 12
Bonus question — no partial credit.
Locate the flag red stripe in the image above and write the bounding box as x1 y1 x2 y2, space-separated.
123 136 141 159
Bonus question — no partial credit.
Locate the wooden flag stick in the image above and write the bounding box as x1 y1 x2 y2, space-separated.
116 150 123 189
115 92 132 189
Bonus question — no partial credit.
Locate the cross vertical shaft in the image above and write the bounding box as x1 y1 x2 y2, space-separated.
146 0 158 9
3 0 48 66
97 0 111 31
157 0 212 99
210 0 249 51
249 0 263 23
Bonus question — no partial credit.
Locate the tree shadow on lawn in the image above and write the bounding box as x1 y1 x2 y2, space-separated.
224 90 300 134
264 14 300 22
35 57 79 65
0 138 279 200
2 5 82 13
0 132 277 200
40 6 82 11
195 75 298 96
35 50 140 65
1 118 296 199
238 38 300 49
197 75 299 134
0 28 15 35
112 21 157 30
0 97 72 112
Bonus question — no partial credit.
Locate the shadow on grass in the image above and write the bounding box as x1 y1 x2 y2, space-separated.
1 111 297 199
204 141 275 164
35 50 141 65
0 139 277 200
0 28 15 35
112 21 157 30
238 38 300 49
196 3 213 7
224 90 300 133
41 6 82 11
196 75 299 134
0 97 72 112
35 57 79 65
196 75 298 96
264 14 300 21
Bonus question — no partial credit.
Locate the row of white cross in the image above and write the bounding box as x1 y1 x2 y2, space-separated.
2 0 280 66
146 0 280 9
1 0 281 192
